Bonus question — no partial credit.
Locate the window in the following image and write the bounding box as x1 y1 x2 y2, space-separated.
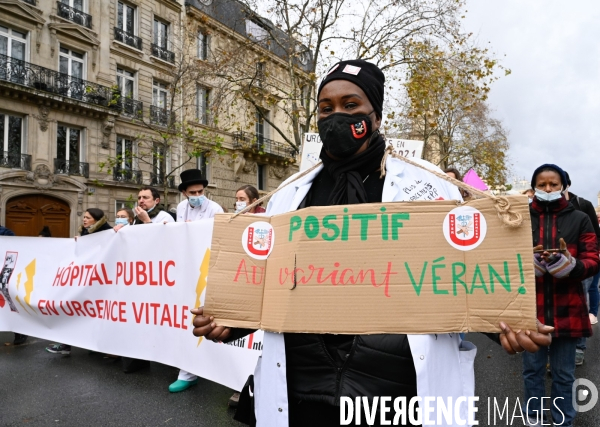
197 32 208 60
61 0 84 12
255 110 269 145
256 62 265 86
257 164 266 190
0 26 27 84
245 20 268 42
152 143 166 182
0 26 26 60
116 199 136 212
197 86 210 125
117 1 135 35
151 81 169 125
56 125 81 162
299 85 308 109
115 2 141 50
153 19 168 49
59 46 85 98
0 113 23 168
58 0 92 29
117 67 135 99
153 80 168 108
116 135 133 170
197 152 211 183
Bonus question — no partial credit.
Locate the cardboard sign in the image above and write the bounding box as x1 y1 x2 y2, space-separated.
300 134 425 172
300 133 322 172
386 138 425 159
205 197 536 334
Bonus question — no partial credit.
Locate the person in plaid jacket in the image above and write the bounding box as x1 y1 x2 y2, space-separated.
524 163 599 427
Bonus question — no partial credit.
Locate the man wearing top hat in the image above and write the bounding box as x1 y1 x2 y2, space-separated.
175 169 224 223
169 168 223 393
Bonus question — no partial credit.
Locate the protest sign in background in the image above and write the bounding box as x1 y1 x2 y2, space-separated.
300 134 425 173
206 197 536 334
0 221 261 391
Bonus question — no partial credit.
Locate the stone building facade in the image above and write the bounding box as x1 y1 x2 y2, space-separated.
0 0 305 237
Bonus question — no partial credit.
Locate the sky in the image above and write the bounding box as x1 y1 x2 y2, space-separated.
463 0 600 206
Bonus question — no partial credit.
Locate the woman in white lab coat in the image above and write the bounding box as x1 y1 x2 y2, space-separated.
192 60 552 427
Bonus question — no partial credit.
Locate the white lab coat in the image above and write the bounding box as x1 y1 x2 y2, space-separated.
254 155 477 427
176 198 223 222
133 209 174 224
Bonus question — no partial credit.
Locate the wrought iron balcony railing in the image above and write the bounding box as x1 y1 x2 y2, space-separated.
119 97 143 118
151 43 175 63
114 27 143 51
150 173 175 189
22 0 36 5
0 152 32 171
233 131 297 159
150 105 173 126
0 53 118 109
57 2 92 29
113 167 143 184
54 158 89 178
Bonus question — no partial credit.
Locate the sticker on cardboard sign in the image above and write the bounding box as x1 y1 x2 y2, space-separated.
442 206 487 251
342 64 361 75
242 221 275 260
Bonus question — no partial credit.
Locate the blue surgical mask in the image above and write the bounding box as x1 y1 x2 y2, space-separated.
189 195 206 208
235 201 247 213
535 189 563 203
115 218 129 226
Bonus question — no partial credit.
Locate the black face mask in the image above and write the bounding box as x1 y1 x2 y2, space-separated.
317 112 375 158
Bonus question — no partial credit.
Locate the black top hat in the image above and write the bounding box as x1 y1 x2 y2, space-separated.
179 169 208 192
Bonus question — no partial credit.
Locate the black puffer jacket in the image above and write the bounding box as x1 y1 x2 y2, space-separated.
284 333 416 405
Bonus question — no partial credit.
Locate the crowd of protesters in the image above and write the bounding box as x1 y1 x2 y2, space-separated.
1 58 599 427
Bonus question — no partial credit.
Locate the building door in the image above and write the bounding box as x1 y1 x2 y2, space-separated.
5 195 71 237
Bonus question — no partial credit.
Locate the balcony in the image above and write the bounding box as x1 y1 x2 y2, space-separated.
0 54 118 110
113 167 143 185
54 158 89 178
150 173 175 189
150 105 172 126
233 131 297 159
0 152 32 171
57 2 92 29
114 27 142 51
151 43 175 63
119 97 143 118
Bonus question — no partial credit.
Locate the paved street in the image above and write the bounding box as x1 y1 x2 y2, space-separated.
1 327 599 426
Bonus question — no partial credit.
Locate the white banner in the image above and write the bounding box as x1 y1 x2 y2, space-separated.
0 220 261 391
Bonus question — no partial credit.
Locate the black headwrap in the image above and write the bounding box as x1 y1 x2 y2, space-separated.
318 59 385 117
320 132 386 205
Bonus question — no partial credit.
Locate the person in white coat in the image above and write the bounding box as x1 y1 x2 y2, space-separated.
192 59 552 427
170 169 223 393
132 187 174 225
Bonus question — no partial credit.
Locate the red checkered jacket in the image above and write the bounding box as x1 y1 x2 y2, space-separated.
530 196 599 337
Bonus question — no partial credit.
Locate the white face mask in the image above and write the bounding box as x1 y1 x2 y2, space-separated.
235 201 247 213
535 188 563 203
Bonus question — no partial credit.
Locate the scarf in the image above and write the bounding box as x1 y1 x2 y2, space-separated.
319 133 386 205
134 204 166 225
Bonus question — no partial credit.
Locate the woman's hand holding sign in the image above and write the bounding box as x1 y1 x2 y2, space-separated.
191 307 231 342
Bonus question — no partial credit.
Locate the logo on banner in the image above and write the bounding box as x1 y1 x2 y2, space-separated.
242 221 275 260
443 207 487 251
